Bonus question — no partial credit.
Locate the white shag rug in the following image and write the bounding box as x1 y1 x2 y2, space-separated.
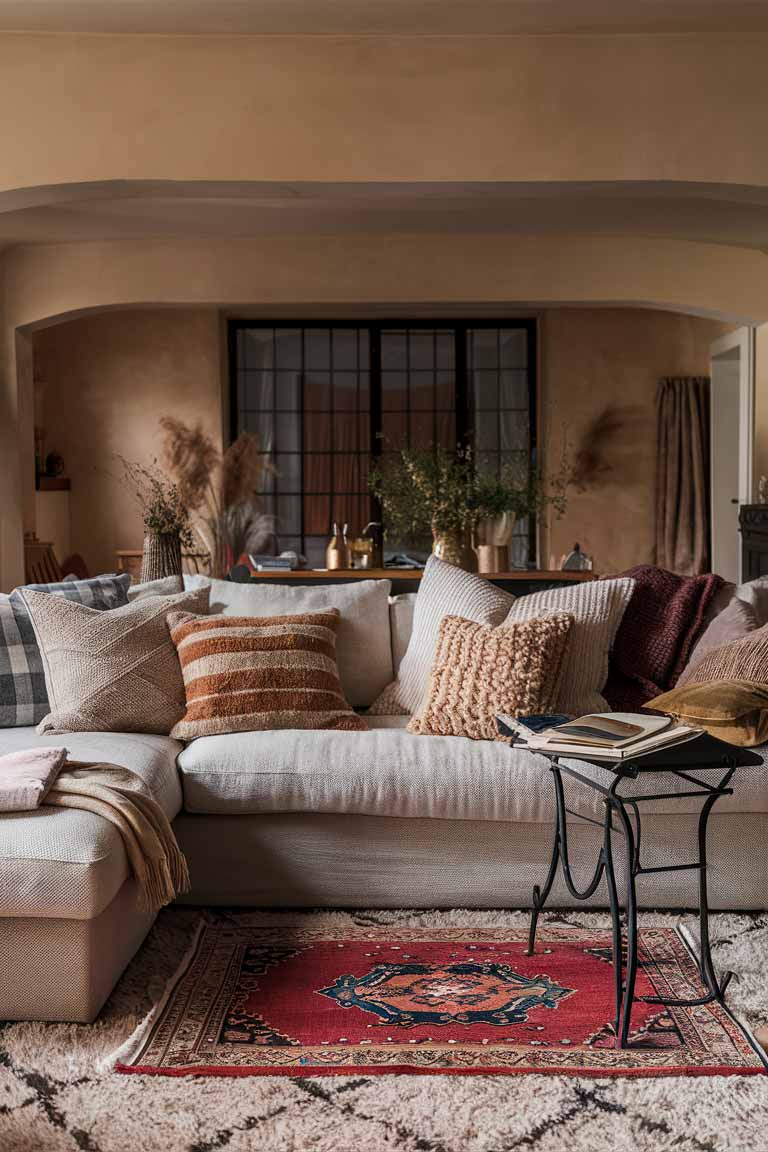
2 907 768 1152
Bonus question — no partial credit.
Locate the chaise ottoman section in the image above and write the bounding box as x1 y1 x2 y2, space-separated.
0 729 183 1021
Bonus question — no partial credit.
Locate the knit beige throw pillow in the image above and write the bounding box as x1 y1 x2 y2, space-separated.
409 613 573 741
21 586 210 736
167 609 368 739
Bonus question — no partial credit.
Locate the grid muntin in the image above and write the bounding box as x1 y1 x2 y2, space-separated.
233 320 536 564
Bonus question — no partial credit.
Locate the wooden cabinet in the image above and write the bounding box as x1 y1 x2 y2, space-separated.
739 505 768 581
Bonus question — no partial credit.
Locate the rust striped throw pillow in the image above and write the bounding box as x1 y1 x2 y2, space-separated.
167 609 367 739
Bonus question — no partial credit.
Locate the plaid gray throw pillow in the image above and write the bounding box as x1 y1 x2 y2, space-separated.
0 573 131 728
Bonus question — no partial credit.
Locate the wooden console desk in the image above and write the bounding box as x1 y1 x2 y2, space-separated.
231 568 597 598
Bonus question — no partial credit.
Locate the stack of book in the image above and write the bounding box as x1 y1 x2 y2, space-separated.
248 554 299 572
496 712 702 761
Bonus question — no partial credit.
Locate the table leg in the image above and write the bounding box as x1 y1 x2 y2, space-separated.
603 802 623 1045
695 792 734 1001
526 788 562 957
616 800 638 1048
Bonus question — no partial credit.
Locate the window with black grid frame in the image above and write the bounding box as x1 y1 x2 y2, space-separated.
231 321 536 569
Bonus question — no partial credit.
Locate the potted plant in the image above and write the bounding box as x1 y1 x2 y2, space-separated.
369 446 476 567
369 445 570 571
120 459 194 582
470 452 570 571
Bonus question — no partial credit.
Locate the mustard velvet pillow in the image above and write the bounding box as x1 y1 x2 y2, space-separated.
647 679 768 747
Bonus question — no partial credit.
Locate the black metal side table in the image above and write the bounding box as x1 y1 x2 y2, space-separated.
523 734 761 1049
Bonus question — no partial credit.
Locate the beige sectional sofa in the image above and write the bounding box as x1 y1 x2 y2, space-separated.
2 585 768 1023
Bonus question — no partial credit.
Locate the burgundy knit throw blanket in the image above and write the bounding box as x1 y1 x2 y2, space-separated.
603 565 723 712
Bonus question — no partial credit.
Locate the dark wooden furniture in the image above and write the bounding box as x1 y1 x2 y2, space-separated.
23 533 63 584
230 567 597 598
739 505 768 581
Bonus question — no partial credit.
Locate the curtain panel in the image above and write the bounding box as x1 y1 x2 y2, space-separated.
655 376 711 575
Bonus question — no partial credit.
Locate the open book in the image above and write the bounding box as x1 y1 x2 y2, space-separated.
496 711 702 761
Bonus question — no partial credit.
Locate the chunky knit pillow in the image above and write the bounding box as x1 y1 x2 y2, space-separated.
408 613 573 742
167 609 368 740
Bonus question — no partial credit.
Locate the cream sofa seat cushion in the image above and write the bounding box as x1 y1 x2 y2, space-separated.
177 716 768 822
184 575 392 708
0 729 182 918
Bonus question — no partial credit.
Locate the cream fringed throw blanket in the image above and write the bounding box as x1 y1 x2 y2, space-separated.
48 763 190 912
0 749 189 913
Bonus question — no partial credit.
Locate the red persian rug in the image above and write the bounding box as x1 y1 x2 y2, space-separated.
116 922 767 1078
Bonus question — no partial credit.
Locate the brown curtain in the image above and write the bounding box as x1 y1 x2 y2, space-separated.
655 376 711 575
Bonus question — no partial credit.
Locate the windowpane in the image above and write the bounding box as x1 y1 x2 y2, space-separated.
475 411 499 451
275 453 301 493
276 413 300 453
473 371 498 411
410 371 434 411
381 331 407 370
500 369 529 410
411 411 434 448
243 410 273 448
333 329 358 370
334 454 359 492
382 411 407 449
409 331 434 370
304 329 330 369
500 329 528 369
304 372 331 410
276 495 301 534
241 370 273 411
333 372 359 412
304 413 331 452
305 454 331 492
469 329 498 370
274 329 302 369
382 371 407 410
244 329 274 371
334 412 358 451
437 411 456 449
275 372 300 412
501 411 529 452
305 495 331 535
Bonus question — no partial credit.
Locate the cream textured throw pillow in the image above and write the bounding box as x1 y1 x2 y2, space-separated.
183 575 392 708
409 613 574 741
369 556 515 715
20 587 210 736
502 577 635 716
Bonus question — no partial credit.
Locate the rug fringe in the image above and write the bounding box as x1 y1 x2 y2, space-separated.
100 916 207 1073
676 922 768 1071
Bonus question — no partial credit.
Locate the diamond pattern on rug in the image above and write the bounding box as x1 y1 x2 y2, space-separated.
115 921 767 1077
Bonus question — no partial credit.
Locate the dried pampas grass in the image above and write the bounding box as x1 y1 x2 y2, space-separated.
160 417 274 577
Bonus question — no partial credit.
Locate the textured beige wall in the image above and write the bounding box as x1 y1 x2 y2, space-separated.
0 33 766 189
32 309 223 576
30 304 725 579
755 325 768 490
542 309 729 574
